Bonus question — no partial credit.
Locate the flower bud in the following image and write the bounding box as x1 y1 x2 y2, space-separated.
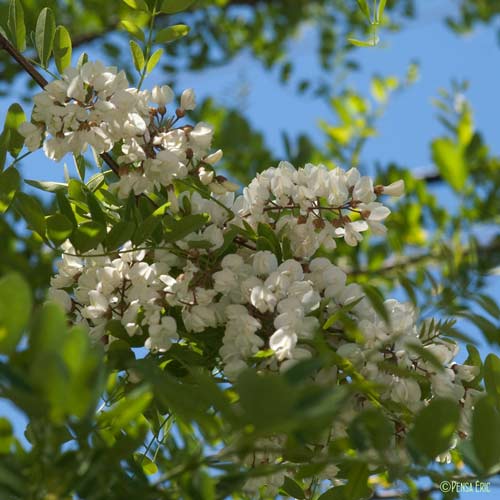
198 166 215 185
208 182 226 195
203 149 223 165
221 179 239 192
151 85 174 106
382 179 405 196
180 88 196 111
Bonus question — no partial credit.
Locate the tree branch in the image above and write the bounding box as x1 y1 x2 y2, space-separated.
0 32 120 176
348 238 500 276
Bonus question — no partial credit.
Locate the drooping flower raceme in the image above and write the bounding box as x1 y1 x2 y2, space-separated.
21 61 481 497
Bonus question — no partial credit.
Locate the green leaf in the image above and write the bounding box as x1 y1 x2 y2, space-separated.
159 0 195 14
356 0 371 20
3 103 26 158
105 220 136 250
0 167 20 214
53 25 72 73
431 137 467 191
280 477 305 499
0 273 32 354
407 398 459 462
24 179 67 193
464 344 483 386
361 284 389 324
134 453 159 475
13 191 46 239
61 325 103 418
30 301 67 354
348 408 393 452
99 385 153 432
163 213 209 242
323 296 364 330
7 0 26 51
120 20 145 42
129 40 145 72
86 191 106 224
68 178 87 203
155 24 190 44
0 418 13 453
56 191 77 226
318 488 342 500
0 131 9 170
35 7 56 68
122 0 149 10
133 201 170 244
343 462 371 500
474 293 500 318
46 213 74 245
376 0 387 22
146 48 164 74
74 154 86 181
348 37 378 47
484 354 500 409
236 370 295 431
71 221 106 252
472 396 500 473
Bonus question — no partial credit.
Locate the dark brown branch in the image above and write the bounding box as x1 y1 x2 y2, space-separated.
0 32 120 176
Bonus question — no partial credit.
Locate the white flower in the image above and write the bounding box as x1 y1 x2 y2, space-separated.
19 122 43 151
145 316 178 352
252 251 278 276
203 149 223 165
47 288 72 312
151 85 174 106
250 285 277 313
382 179 405 196
391 378 422 406
189 122 213 157
453 364 480 382
198 166 214 185
180 88 196 111
183 305 218 332
353 176 376 203
269 328 297 361
82 290 109 321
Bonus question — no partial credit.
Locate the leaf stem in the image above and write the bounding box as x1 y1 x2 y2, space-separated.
137 1 158 90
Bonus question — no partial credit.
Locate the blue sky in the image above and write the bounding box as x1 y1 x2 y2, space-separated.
0 0 499 497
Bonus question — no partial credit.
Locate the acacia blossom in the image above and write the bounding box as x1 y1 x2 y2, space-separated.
20 61 482 497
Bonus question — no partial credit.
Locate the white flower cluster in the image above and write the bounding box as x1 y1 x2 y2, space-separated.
232 161 405 257
48 241 181 352
32 62 480 494
19 61 230 198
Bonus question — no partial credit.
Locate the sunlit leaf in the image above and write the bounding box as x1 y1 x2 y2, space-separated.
0 273 32 354
159 0 196 14
472 396 500 473
155 24 190 44
53 25 72 73
35 7 56 67
407 398 459 462
431 137 467 191
120 20 145 42
7 0 26 51
0 167 20 213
